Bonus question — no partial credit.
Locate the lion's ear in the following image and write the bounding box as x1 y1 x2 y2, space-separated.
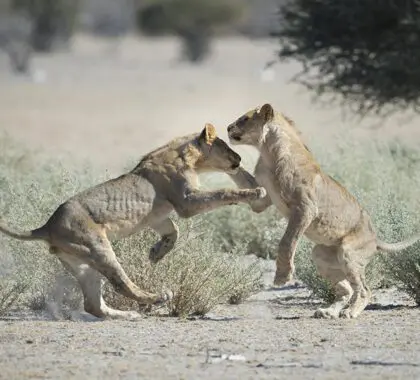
258 103 274 122
199 123 217 145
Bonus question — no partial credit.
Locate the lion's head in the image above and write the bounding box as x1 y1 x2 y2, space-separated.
193 123 242 174
227 103 275 146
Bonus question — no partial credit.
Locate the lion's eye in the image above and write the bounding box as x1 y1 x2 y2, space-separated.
241 116 249 123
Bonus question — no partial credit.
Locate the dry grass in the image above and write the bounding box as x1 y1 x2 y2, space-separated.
0 279 28 316
105 217 262 317
1 132 420 312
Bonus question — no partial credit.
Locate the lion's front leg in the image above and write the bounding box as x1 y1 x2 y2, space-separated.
173 186 267 218
149 218 179 263
274 206 315 286
229 166 273 213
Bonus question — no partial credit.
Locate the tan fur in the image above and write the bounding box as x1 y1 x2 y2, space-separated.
0 124 265 320
228 104 420 319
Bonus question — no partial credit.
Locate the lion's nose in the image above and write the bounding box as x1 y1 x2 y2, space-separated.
227 125 234 133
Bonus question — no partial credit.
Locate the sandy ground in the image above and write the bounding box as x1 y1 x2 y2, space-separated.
0 263 419 380
0 35 420 379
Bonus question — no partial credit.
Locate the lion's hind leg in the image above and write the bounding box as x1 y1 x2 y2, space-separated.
52 231 171 319
55 249 142 320
337 242 374 319
312 244 354 319
84 238 171 306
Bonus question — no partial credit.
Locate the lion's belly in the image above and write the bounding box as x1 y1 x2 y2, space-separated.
304 179 371 246
304 208 367 246
304 222 345 246
104 219 147 240
255 170 291 218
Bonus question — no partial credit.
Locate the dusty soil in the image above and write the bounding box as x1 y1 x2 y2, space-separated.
0 263 419 380
0 35 419 379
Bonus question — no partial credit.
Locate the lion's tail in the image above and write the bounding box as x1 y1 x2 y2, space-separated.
0 220 48 242
377 234 420 253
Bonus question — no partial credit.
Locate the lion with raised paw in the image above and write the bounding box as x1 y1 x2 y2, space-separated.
0 124 265 320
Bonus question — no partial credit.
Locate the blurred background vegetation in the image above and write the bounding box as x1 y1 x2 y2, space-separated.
1 0 419 115
0 0 280 69
273 0 420 117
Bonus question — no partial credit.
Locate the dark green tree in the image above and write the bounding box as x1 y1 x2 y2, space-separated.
273 0 420 116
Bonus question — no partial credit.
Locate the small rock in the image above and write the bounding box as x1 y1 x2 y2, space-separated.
102 351 123 357
227 354 246 362
206 351 246 364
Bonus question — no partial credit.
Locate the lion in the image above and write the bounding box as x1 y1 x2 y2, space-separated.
227 103 420 319
0 123 266 320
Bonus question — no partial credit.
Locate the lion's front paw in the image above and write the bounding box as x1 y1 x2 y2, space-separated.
154 290 173 305
339 309 355 319
149 244 160 263
254 187 267 199
274 266 294 286
149 236 176 263
273 268 294 287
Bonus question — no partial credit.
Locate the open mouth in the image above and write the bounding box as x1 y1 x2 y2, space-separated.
229 134 242 142
228 163 240 174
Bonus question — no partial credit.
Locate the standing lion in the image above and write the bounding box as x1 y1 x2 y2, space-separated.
227 104 420 319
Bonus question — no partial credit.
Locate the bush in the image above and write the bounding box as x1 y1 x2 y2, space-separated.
206 205 284 260
136 0 243 62
105 217 262 317
0 278 28 316
384 247 420 305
